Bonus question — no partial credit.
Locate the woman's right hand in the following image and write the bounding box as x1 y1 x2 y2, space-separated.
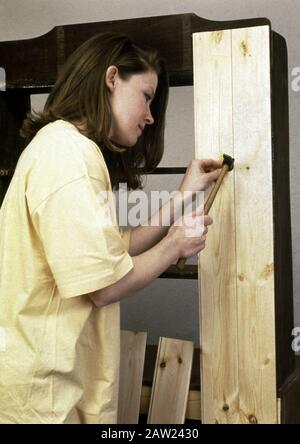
166 209 213 259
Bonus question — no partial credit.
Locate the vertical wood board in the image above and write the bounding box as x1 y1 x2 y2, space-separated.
193 25 277 424
118 330 147 424
193 29 240 424
232 26 276 424
147 337 194 424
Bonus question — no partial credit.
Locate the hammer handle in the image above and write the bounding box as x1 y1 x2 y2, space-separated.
176 164 229 271
204 164 229 214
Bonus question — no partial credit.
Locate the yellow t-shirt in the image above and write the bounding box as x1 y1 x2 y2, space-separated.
0 120 133 424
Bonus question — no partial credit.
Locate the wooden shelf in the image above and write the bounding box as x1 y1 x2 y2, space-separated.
159 264 198 279
0 13 270 90
138 167 186 175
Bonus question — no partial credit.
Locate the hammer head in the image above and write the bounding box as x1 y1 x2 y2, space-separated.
222 153 235 171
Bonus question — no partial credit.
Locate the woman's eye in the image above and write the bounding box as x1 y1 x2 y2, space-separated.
144 93 151 102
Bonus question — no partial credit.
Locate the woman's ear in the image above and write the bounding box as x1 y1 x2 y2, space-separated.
105 65 118 92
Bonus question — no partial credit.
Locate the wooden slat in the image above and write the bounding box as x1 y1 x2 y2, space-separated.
277 398 281 424
138 167 187 175
185 389 201 421
147 337 194 424
232 26 276 424
140 386 201 421
194 25 277 424
193 29 240 424
159 264 198 279
117 330 147 424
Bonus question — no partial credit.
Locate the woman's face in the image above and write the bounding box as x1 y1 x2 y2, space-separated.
106 66 158 147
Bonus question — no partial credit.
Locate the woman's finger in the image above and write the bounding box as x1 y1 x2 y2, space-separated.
200 159 223 172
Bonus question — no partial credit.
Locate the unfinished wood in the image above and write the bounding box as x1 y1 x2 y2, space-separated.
232 26 276 424
185 389 201 421
277 398 281 424
140 386 201 421
194 25 277 424
193 29 239 424
140 385 152 416
117 330 147 424
147 337 194 424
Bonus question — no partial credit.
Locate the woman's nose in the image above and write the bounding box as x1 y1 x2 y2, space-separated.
145 111 154 126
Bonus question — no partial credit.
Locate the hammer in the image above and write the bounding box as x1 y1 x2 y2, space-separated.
176 154 235 271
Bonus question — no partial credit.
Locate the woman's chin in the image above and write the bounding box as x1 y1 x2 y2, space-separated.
109 138 136 149
109 128 141 148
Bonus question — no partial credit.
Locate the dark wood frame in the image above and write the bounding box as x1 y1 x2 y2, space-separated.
0 13 298 423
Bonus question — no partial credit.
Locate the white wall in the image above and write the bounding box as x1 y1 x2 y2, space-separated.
0 0 299 346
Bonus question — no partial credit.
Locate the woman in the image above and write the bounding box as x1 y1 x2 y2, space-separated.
0 33 221 424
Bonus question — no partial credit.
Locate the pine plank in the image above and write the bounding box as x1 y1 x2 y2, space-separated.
193 29 240 424
140 386 201 421
117 330 147 424
193 25 277 424
147 337 194 424
232 26 277 424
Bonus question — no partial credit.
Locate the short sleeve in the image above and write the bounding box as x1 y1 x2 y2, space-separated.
30 177 133 299
120 228 131 251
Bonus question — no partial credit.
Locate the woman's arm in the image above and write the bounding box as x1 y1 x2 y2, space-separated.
90 234 178 307
126 190 186 256
126 159 222 256
89 213 212 307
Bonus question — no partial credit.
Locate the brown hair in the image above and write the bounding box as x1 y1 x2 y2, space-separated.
20 32 169 189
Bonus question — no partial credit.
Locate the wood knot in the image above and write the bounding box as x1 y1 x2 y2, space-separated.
238 273 245 282
248 414 258 424
241 40 249 57
222 403 230 412
160 361 166 368
177 357 183 364
261 263 274 280
213 31 223 44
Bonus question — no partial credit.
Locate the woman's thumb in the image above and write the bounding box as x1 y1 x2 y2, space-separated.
206 168 222 183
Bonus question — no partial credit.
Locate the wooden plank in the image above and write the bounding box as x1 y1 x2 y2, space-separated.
117 330 147 424
147 337 194 424
140 386 201 421
277 398 281 424
159 264 198 279
232 26 277 424
193 30 240 424
194 25 277 424
185 389 201 421
140 385 152 416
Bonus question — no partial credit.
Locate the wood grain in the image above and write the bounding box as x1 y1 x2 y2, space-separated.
147 337 194 424
118 330 147 424
194 25 277 424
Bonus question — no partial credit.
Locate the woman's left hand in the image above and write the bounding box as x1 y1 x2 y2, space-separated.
179 159 222 194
